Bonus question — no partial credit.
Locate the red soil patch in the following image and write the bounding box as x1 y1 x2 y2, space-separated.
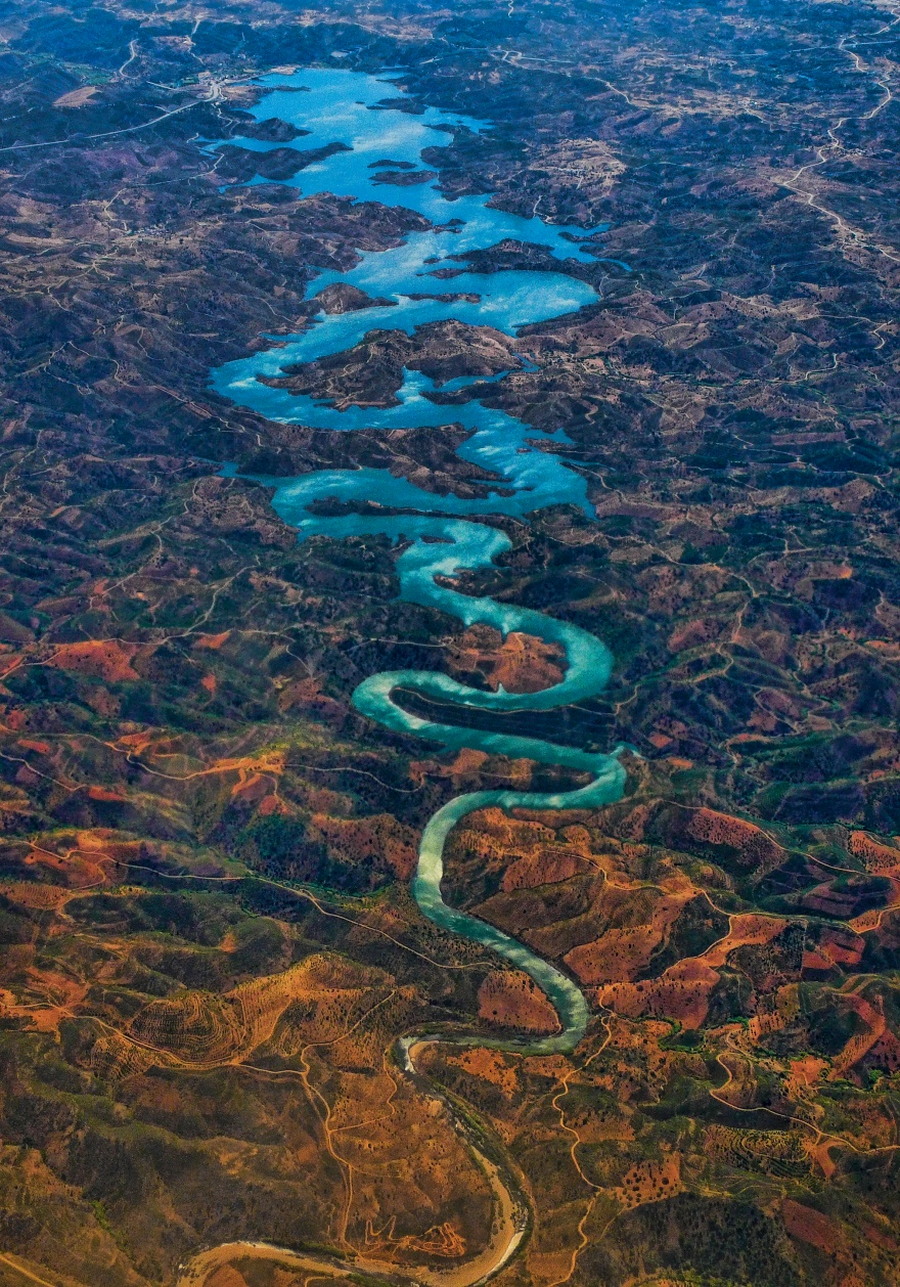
685 807 782 873
800 947 835 974
786 1056 828 1093
194 631 231 650
447 748 490 775
447 624 564 694
565 887 692 987
49 639 141 682
782 1199 843 1255
701 913 784 968
849 830 900 873
206 1267 250 1287
0 966 90 1033
828 993 885 1081
24 845 108 889
862 1027 900 1075
257 794 288 817
452 809 591 894
87 785 127 802
477 969 559 1033
76 828 144 861
230 771 272 805
615 1154 682 1209
668 618 722 652
3 882 71 911
565 925 662 987
802 925 865 975
313 812 417 879
860 1220 900 1253
449 1047 519 1097
277 675 345 722
599 959 719 1028
115 731 157 754
501 843 584 892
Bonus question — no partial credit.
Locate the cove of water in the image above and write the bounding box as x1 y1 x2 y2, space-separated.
209 66 628 1053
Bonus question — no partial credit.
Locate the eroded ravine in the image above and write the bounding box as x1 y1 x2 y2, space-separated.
177 66 628 1287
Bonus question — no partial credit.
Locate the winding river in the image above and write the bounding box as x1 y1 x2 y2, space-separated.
178 67 628 1287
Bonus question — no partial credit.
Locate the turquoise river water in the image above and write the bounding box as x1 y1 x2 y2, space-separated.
177 61 636 1287
211 67 628 1056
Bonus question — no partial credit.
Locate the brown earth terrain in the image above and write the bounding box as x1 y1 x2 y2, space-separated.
0 0 897 1285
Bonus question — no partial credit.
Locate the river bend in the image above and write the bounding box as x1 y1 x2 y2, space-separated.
179 65 628 1287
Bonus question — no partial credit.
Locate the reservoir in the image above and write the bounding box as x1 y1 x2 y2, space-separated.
210 65 628 1054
